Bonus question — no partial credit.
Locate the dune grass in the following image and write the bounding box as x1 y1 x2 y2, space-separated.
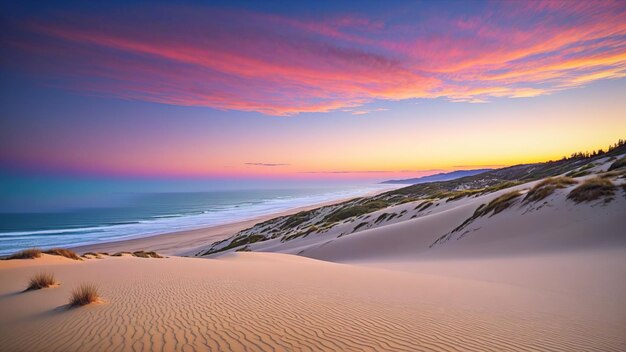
27 272 57 291
44 248 82 260
69 283 100 307
111 251 131 257
608 156 626 171
448 190 523 235
6 248 42 260
524 177 577 203
324 200 390 223
353 221 369 231
475 190 522 217
132 251 163 258
567 177 616 203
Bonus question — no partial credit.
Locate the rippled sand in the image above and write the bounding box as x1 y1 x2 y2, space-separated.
1 253 624 351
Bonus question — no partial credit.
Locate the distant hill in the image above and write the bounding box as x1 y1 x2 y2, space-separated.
381 169 493 184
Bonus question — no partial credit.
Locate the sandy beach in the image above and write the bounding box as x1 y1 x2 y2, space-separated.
2 158 626 351
69 191 391 257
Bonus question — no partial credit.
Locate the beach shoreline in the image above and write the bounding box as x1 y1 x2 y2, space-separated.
69 189 390 257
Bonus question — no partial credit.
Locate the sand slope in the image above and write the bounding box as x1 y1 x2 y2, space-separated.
1 253 625 352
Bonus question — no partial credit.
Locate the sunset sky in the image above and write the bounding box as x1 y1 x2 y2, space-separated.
1 0 625 181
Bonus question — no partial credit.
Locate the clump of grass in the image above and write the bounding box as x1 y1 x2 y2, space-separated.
567 177 616 203
69 283 100 307
6 248 42 260
44 248 82 260
353 221 369 231
476 190 522 217
608 156 626 171
132 250 163 258
27 272 57 290
324 200 390 223
82 252 103 259
447 190 522 235
112 251 134 257
414 201 433 212
524 177 577 203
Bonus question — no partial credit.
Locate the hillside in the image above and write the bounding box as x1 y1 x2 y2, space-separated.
197 141 626 258
381 168 492 184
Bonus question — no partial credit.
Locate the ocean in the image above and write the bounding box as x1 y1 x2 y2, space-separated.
0 179 393 255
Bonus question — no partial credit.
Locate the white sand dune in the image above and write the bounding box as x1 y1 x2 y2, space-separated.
225 174 626 263
1 253 624 351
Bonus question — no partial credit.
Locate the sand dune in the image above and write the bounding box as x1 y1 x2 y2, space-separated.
2 157 625 351
1 253 625 351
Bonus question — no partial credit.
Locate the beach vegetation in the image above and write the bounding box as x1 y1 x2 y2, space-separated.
324 200 390 223
608 156 626 171
112 251 132 257
6 248 42 260
524 177 577 203
132 251 163 258
27 272 57 290
44 248 82 260
567 177 616 203
69 283 100 307
353 222 369 231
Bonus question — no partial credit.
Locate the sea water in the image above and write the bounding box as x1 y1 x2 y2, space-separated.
0 177 393 255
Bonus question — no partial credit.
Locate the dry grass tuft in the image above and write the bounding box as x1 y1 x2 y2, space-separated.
475 190 522 217
524 177 577 203
567 177 616 203
608 156 626 171
44 248 82 260
82 252 103 259
6 248 42 260
132 250 163 258
111 251 131 257
27 272 57 290
69 283 99 307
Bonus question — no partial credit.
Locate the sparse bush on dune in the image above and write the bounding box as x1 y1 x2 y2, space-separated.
112 251 131 257
567 177 616 203
524 177 577 203
324 200 390 223
44 248 82 260
441 190 523 240
82 252 102 259
474 190 522 217
27 272 57 290
69 283 100 307
608 156 626 171
6 248 42 260
132 251 163 258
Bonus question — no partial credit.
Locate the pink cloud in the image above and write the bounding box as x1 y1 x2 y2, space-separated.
3 1 625 115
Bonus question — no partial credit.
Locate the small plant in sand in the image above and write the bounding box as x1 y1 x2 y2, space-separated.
69 283 100 307
27 272 57 290
567 177 616 203
475 190 522 217
44 248 82 260
524 177 577 203
608 156 626 171
132 250 163 258
7 248 42 260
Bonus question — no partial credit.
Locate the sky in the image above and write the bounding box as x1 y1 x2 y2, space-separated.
1 0 625 182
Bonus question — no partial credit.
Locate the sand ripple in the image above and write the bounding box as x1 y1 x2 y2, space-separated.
0 254 624 351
